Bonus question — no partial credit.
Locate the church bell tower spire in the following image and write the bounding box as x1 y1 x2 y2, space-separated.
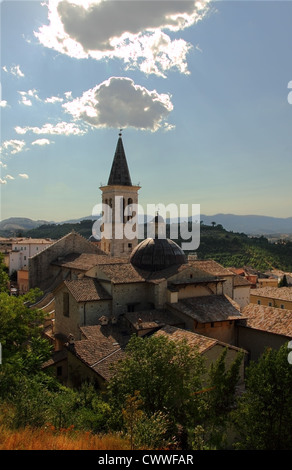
100 132 141 258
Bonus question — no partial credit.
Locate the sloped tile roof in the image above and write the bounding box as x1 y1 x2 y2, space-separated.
233 274 252 287
251 287 292 301
242 304 292 337
80 324 131 347
97 263 148 284
154 325 218 354
92 349 126 381
68 324 130 380
52 252 128 271
168 295 242 323
188 260 234 277
64 278 112 302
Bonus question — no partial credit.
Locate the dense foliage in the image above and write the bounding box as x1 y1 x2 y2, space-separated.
190 223 292 272
231 344 292 450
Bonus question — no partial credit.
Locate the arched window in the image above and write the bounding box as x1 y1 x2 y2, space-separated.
127 197 133 220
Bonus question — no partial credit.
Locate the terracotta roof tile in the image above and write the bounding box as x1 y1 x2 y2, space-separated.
154 325 218 354
233 274 252 287
251 287 292 302
242 304 292 337
80 324 131 346
98 263 147 283
168 295 242 323
188 260 234 277
68 324 130 380
64 278 112 302
51 252 128 271
92 349 126 380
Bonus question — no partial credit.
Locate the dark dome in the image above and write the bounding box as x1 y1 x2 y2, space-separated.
130 238 187 272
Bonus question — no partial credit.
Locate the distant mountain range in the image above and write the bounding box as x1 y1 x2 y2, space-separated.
0 217 53 233
199 214 292 236
0 214 292 237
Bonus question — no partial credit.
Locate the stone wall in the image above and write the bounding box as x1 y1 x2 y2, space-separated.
66 349 105 389
237 325 289 361
233 285 250 310
54 283 112 341
195 320 237 345
29 232 103 291
111 282 153 315
54 285 81 341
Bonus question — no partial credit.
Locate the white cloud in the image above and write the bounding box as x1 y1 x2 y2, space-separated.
32 138 53 146
18 89 40 106
35 0 210 76
0 178 7 185
45 96 64 104
5 175 15 180
19 173 29 179
0 161 7 169
0 100 8 108
2 64 25 78
1 139 26 155
15 121 87 136
63 76 174 131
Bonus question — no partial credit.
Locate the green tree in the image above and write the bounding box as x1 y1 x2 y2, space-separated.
0 288 45 356
231 344 292 450
0 253 9 293
207 348 244 415
278 274 288 287
201 348 244 448
108 334 206 433
0 288 52 399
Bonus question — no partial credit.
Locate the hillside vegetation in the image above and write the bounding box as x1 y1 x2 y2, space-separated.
20 220 292 272
191 224 292 272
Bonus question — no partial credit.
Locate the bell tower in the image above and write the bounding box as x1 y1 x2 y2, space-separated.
100 132 141 257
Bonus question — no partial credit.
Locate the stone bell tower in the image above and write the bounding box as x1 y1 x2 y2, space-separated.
99 132 140 257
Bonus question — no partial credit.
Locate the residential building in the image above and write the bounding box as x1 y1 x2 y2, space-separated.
9 238 53 275
250 287 292 311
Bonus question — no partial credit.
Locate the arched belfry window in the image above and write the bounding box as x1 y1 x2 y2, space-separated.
127 197 133 220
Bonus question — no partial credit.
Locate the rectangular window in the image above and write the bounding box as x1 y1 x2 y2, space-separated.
257 300 261 305
281 304 285 309
63 292 69 317
268 302 272 307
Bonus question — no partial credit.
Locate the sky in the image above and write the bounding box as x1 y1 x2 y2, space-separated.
0 0 292 223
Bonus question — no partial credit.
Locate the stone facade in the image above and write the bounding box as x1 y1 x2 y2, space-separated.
29 231 105 292
100 185 140 257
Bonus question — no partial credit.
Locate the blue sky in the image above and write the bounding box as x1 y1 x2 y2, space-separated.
1 0 292 222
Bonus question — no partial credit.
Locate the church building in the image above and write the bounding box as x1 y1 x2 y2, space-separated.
31 133 251 388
